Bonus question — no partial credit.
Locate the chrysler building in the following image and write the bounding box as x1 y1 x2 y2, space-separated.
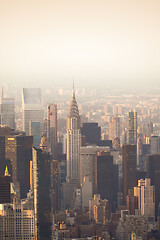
66 87 81 184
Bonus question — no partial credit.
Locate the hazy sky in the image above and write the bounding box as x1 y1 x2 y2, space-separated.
0 0 160 89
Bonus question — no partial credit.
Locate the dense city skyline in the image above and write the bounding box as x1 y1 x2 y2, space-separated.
1 1 160 239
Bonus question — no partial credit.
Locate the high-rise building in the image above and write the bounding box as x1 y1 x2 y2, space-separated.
32 147 53 240
146 154 160 218
0 97 15 129
97 151 118 209
81 176 92 212
81 122 101 145
126 189 138 215
80 146 110 194
29 121 41 147
89 194 111 224
22 88 44 136
5 135 33 199
122 145 137 204
0 167 11 204
150 136 160 154
109 116 120 140
147 121 153 138
0 201 34 240
0 136 6 176
126 111 137 145
66 89 81 183
134 178 155 220
137 138 150 170
47 104 58 160
51 160 59 212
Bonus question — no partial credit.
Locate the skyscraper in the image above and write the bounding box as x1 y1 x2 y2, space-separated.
109 116 120 140
134 178 155 220
29 121 41 147
150 136 160 154
146 154 160 218
22 88 44 136
0 97 15 129
97 151 118 209
66 89 81 183
32 147 53 240
122 144 137 204
47 104 58 160
0 136 6 176
5 135 33 199
127 111 137 145
80 146 110 194
81 122 101 145
0 167 11 204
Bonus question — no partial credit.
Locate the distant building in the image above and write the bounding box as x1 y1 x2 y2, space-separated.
51 160 59 212
113 137 120 151
0 167 11 204
81 176 92 212
134 178 155 220
32 147 53 240
126 111 137 145
126 189 138 215
61 182 75 209
29 121 41 147
116 210 148 240
137 138 150 170
22 88 44 136
122 145 137 204
0 201 34 240
5 135 33 199
55 223 70 240
89 194 111 224
125 213 148 240
0 136 5 176
109 116 120 140
96 139 113 148
80 146 110 194
0 97 15 129
150 136 160 154
81 122 101 145
97 151 118 209
47 104 58 160
146 154 160 218
146 121 153 138
66 88 81 184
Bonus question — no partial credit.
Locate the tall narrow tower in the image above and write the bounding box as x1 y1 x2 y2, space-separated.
127 111 137 145
47 104 58 160
66 88 81 184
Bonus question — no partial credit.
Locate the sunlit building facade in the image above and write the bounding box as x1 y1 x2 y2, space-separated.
134 178 155 220
0 201 34 240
